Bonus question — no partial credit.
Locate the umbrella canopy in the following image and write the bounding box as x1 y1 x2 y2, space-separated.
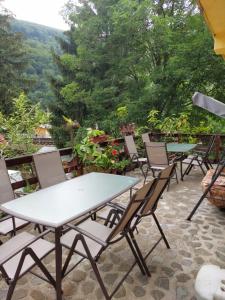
192 92 225 118
198 0 225 58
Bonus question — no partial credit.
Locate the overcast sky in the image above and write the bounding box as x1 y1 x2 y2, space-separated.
4 0 69 30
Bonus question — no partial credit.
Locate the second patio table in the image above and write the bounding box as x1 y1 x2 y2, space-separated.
0 172 140 300
167 143 197 180
167 143 197 153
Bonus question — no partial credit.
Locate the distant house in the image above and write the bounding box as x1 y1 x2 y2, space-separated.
35 124 51 138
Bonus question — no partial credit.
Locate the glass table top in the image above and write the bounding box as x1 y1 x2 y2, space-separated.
167 143 197 153
1 172 139 228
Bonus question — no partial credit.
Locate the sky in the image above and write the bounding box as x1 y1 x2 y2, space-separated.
4 0 70 30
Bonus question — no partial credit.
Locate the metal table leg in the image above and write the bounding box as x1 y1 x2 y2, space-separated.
55 226 63 300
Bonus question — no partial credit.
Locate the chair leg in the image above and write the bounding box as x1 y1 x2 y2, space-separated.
186 164 193 175
78 235 110 300
128 231 151 277
197 160 206 175
6 247 56 300
144 167 149 184
125 234 147 276
175 168 179 184
152 213 170 249
62 234 110 299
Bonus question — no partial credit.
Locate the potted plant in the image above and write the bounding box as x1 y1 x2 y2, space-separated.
74 128 129 174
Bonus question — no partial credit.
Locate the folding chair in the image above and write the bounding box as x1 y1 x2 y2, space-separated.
144 142 178 184
33 151 67 189
105 164 176 254
0 230 55 300
0 159 29 241
124 135 147 177
181 135 216 180
60 183 153 299
141 133 150 145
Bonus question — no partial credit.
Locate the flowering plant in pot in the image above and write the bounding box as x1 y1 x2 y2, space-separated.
74 128 129 174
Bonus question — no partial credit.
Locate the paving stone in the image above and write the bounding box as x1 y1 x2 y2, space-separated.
151 289 165 300
63 281 77 296
72 270 87 282
125 275 134 284
216 251 225 262
176 273 191 283
162 266 175 277
132 286 146 297
155 277 169 290
104 273 118 285
81 281 95 295
194 257 205 265
176 286 189 299
171 262 183 271
114 285 126 298
196 248 211 256
12 288 28 299
30 290 46 300
179 250 192 258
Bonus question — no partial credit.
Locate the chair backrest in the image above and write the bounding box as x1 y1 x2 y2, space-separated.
108 178 157 241
0 159 15 204
142 133 150 145
204 135 216 158
141 164 176 215
33 151 66 189
145 142 169 166
124 135 138 159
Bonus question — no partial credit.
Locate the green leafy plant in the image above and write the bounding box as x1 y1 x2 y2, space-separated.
74 128 129 173
0 93 50 158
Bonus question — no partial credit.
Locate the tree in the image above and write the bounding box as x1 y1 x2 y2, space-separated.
0 93 50 158
0 2 28 114
50 0 225 146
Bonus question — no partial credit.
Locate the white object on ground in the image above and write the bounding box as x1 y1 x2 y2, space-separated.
195 264 225 300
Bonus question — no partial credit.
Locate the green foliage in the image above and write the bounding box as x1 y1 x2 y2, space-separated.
11 19 64 107
0 93 50 158
0 4 28 114
74 128 129 172
47 0 225 145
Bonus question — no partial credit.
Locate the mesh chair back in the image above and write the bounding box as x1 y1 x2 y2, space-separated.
124 135 138 159
109 179 157 240
33 151 66 189
142 133 150 145
204 135 216 158
0 159 15 204
141 164 176 215
145 142 169 166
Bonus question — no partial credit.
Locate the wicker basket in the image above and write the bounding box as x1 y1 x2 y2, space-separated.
201 169 225 208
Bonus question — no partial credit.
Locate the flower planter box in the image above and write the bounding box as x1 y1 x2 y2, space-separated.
201 169 225 208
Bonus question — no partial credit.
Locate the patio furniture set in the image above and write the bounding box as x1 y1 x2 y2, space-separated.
0 134 220 300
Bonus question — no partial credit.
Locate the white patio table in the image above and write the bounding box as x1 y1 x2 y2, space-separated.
0 172 139 300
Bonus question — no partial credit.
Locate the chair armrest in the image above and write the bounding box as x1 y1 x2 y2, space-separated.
66 223 107 247
107 202 126 211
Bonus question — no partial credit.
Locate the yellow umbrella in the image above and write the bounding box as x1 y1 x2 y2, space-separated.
198 0 225 58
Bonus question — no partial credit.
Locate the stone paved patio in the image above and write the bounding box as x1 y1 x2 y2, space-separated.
1 167 225 300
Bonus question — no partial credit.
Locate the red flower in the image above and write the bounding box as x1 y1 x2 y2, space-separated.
111 149 118 156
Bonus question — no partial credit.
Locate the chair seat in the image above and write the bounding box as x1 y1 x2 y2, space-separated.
182 155 203 166
133 157 147 163
195 264 225 300
61 219 113 258
1 232 54 280
0 217 29 235
150 164 169 170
